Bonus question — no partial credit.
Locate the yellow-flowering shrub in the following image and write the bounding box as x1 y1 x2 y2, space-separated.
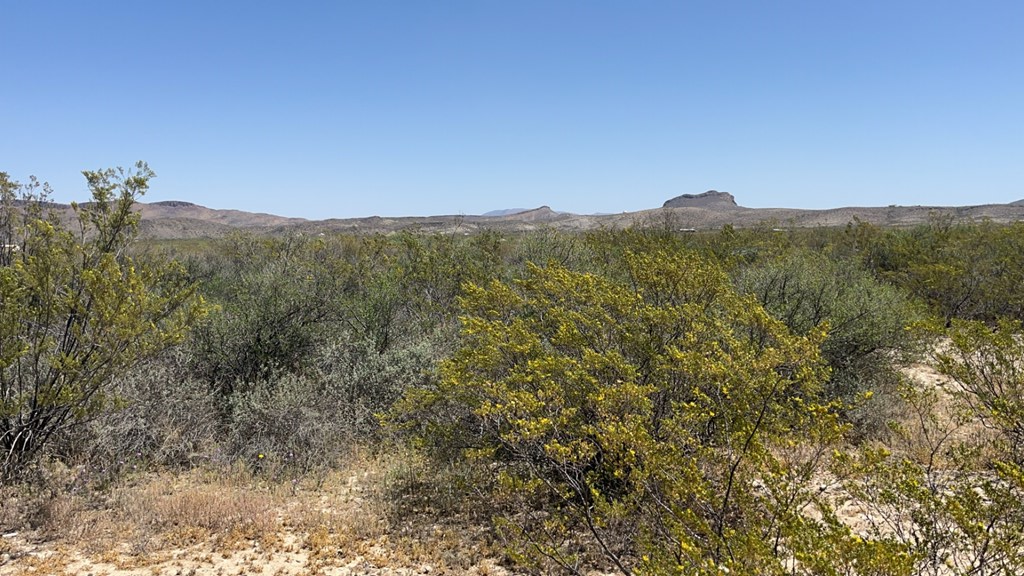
393 250 897 574
0 165 206 480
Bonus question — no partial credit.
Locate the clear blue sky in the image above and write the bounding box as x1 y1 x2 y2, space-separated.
3 1 1022 218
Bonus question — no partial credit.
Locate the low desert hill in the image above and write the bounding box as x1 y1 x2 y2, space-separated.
139 201 305 227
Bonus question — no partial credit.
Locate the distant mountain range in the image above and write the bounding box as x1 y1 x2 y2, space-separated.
32 192 1024 240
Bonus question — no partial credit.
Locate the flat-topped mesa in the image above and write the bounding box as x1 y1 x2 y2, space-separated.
150 200 198 208
663 190 738 209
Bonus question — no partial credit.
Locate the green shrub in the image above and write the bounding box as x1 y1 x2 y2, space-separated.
738 250 925 438
834 322 1024 575
857 218 1024 324
187 238 345 394
937 319 1024 465
0 165 206 480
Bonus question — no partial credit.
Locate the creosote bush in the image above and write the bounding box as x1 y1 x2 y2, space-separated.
0 165 206 480
937 318 1024 465
186 235 347 394
392 250 889 574
852 217 1024 324
832 319 1024 575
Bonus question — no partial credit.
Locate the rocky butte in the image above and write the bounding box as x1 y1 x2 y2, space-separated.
662 190 739 209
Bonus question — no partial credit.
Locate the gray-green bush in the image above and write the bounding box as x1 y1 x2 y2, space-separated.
738 250 925 437
65 351 220 475
227 336 437 478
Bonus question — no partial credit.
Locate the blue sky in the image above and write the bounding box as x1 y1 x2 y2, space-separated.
2 1 1022 218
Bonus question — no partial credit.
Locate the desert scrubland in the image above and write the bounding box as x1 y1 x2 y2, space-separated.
2 168 1023 575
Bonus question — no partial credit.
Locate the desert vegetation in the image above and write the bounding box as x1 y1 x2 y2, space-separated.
2 167 1024 575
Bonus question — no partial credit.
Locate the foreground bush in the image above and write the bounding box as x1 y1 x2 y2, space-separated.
834 319 1024 575
938 318 1024 465
392 250 905 574
0 165 206 480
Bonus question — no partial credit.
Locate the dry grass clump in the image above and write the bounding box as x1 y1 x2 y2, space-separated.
0 450 517 576
120 470 277 543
